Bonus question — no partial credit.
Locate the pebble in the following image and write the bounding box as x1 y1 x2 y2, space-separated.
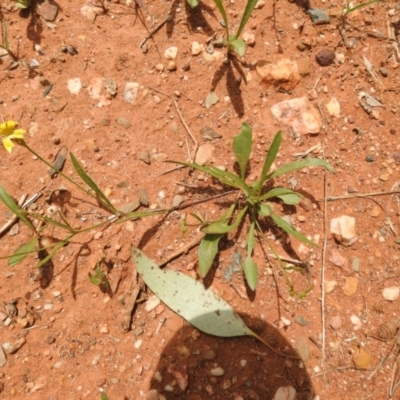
201 126 222 141
38 0 59 22
104 78 118 96
138 152 151 164
99 325 109 334
315 49 335 66
94 231 103 240
294 315 308 326
138 189 149 206
145 295 160 311
67 78 82 94
379 67 388 77
210 366 225 376
325 280 337 293
124 82 140 104
155 63 164 72
347 115 355 124
191 41 203 56
166 61 177 71
365 154 374 162
329 315 342 330
297 336 310 362
326 98 341 118
242 31 255 46
382 286 399 301
329 249 352 274
330 215 357 246
343 276 358 296
172 195 184 207
0 346 6 367
116 117 131 129
196 143 214 166
370 205 381 218
281 316 291 326
393 152 400 162
134 339 143 349
164 46 178 60
273 386 297 400
350 315 362 330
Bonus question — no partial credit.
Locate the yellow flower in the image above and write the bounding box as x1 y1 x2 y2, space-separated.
0 120 26 153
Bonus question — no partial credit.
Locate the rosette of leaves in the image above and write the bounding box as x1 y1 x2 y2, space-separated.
171 123 334 290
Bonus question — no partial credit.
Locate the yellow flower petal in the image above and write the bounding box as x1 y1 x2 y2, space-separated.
11 129 26 139
2 136 15 153
0 120 18 136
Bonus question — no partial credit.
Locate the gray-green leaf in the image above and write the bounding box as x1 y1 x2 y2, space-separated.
198 234 224 277
8 238 38 267
233 122 252 180
132 247 255 338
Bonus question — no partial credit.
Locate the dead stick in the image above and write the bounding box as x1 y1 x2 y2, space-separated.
321 172 328 366
318 190 400 202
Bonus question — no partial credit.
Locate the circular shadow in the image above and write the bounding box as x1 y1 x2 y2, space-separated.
147 313 313 399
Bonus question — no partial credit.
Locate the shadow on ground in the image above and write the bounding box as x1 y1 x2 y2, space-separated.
147 313 314 399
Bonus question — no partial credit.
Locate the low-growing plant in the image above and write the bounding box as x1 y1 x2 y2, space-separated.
341 0 383 17
171 123 334 291
10 0 32 9
0 120 163 276
187 0 258 56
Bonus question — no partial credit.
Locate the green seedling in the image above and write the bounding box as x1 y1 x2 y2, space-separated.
171 123 334 290
341 0 382 16
89 261 110 293
187 0 258 56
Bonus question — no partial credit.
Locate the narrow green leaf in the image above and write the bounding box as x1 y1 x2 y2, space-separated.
213 0 229 33
190 213 205 225
229 38 246 56
267 158 334 180
201 205 248 234
270 213 316 247
233 122 252 180
8 238 38 267
132 247 256 338
276 193 300 205
259 187 300 201
0 184 34 230
255 131 282 192
88 273 102 286
100 394 110 400
116 209 166 223
186 0 199 7
235 0 259 38
168 161 250 193
35 239 68 269
198 233 224 277
243 221 258 290
70 153 118 214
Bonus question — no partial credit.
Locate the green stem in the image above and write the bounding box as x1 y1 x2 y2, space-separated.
21 141 96 200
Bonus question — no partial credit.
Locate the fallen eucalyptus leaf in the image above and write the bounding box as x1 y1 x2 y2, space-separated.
131 245 300 360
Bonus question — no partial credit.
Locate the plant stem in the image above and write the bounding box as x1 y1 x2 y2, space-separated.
20 141 95 199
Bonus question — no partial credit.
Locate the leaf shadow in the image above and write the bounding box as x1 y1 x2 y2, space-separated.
149 312 314 399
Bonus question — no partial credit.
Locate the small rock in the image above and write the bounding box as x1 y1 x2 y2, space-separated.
116 117 131 129
272 386 297 400
94 231 103 240
325 280 337 293
255 0 265 9
191 41 203 56
382 286 399 301
379 173 389 181
38 0 58 22
138 152 150 164
99 325 109 334
315 49 335 66
134 339 142 349
205 92 219 109
352 258 360 272
370 205 381 218
124 82 140 104
0 346 6 367
350 315 362 331
145 295 160 312
67 78 82 94
164 46 178 60
172 195 184 207
138 189 149 206
294 315 308 326
271 97 322 135
182 62 190 71
307 8 330 24
281 316 291 326
88 76 110 107
329 249 352 274
210 366 225 376
326 98 341 118
297 336 310 362
256 57 300 91
393 151 400 162
201 126 222 141
196 143 214 166
242 31 255 46
80 2 105 22
329 315 342 330
168 364 188 391
379 67 388 77
343 276 358 296
365 154 375 162
104 78 118 96
330 215 357 246
155 63 164 72
297 57 310 76
166 61 177 71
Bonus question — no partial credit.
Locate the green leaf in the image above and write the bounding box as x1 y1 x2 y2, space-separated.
186 0 199 7
276 193 300 205
35 238 69 269
255 131 282 193
132 247 257 338
100 394 110 400
0 184 34 230
8 238 38 267
259 187 301 201
267 158 334 180
270 213 316 247
70 153 118 214
257 203 272 217
235 0 259 38
201 205 248 234
198 233 224 277
169 161 250 193
243 221 258 289
229 37 246 57
233 122 252 180
213 0 229 33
